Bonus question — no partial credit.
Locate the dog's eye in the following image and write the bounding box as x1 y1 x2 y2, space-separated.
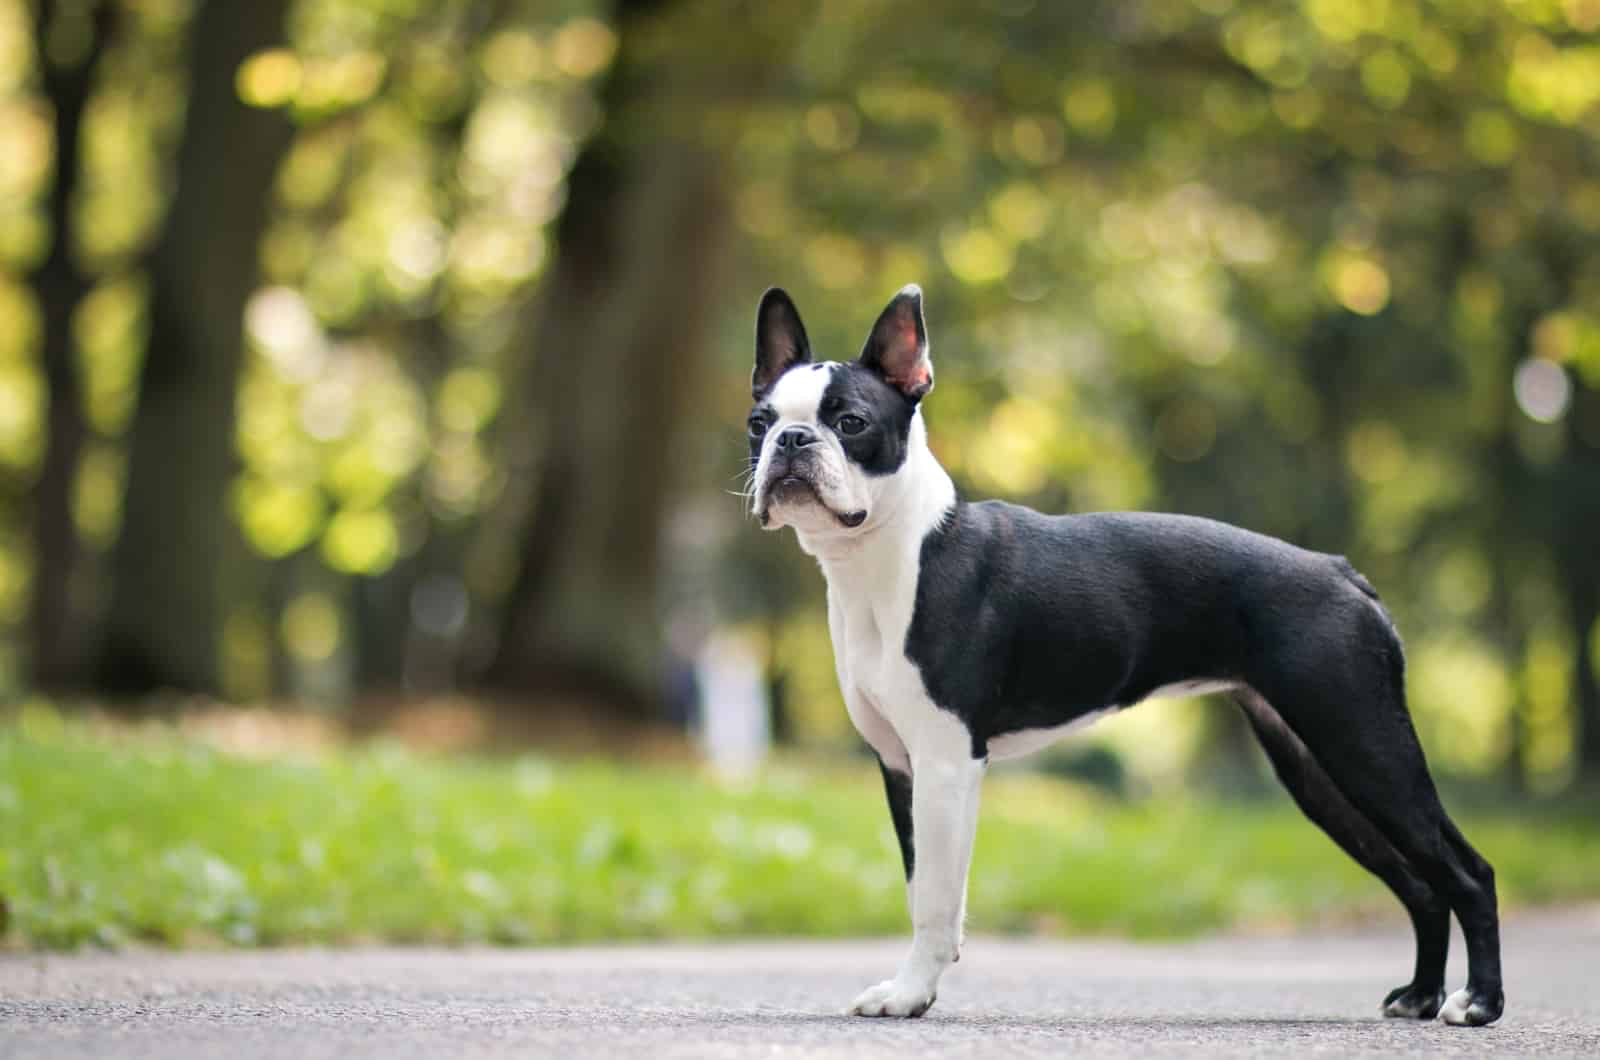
748 417 768 439
836 414 867 436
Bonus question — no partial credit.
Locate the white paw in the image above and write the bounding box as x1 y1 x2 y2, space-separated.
1438 986 1501 1027
847 978 936 1018
1439 988 1472 1025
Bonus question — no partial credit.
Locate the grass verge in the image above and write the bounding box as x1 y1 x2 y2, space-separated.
2 707 1597 949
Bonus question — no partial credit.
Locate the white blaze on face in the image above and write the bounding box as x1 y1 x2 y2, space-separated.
766 361 835 423
752 362 865 530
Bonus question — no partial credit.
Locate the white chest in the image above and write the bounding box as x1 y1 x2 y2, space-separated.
831 592 916 703
825 566 956 773
796 435 962 773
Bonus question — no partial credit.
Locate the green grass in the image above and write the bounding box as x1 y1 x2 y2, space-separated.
2 708 1597 950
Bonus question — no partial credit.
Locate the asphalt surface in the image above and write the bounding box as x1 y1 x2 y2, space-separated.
4 907 1598 1058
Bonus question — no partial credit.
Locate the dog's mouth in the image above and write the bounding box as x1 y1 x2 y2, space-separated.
759 474 866 529
770 474 814 502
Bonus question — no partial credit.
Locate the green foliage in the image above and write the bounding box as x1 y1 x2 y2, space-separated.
723 0 1600 784
3 711 1597 950
0 0 1598 779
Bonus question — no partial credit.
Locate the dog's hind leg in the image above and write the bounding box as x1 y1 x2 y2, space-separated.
1431 816 1504 1026
1234 689 1449 1019
1250 619 1503 1027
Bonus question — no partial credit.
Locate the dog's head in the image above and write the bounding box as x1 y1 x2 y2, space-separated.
746 284 934 537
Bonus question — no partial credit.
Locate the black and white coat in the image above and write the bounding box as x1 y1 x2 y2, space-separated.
745 286 1504 1025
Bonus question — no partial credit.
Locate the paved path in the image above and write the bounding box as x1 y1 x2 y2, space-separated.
4 908 1598 1058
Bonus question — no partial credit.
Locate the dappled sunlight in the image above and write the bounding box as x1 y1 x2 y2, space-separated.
1514 358 1573 424
0 0 1593 797
0 278 42 471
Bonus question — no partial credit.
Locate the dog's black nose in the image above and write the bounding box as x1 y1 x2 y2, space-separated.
775 426 817 452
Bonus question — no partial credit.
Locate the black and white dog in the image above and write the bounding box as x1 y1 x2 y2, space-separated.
745 285 1504 1026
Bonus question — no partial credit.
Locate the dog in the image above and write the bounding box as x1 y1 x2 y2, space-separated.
744 284 1504 1026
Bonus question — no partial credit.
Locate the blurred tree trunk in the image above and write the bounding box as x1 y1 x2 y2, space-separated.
479 0 765 717
1573 577 1600 777
26 0 115 692
96 0 294 697
1558 441 1600 777
1527 231 1597 782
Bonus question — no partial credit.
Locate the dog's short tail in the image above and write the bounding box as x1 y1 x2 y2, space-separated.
1334 555 1380 602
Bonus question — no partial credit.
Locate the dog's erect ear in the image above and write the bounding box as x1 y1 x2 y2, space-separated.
859 284 932 402
753 288 812 398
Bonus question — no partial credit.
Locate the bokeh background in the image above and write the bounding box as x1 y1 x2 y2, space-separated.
2 0 1599 949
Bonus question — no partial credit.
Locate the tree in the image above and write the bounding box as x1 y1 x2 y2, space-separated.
478 0 786 716
96 0 295 696
26 0 115 691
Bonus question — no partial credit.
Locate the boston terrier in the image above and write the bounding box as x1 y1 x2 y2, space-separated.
745 285 1504 1026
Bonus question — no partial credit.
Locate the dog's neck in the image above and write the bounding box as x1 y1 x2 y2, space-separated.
794 412 956 600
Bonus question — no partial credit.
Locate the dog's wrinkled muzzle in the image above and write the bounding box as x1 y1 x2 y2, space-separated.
758 468 866 530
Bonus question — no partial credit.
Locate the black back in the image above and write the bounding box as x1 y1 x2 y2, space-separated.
905 501 1383 757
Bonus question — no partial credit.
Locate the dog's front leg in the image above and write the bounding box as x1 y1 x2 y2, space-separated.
850 752 985 1018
